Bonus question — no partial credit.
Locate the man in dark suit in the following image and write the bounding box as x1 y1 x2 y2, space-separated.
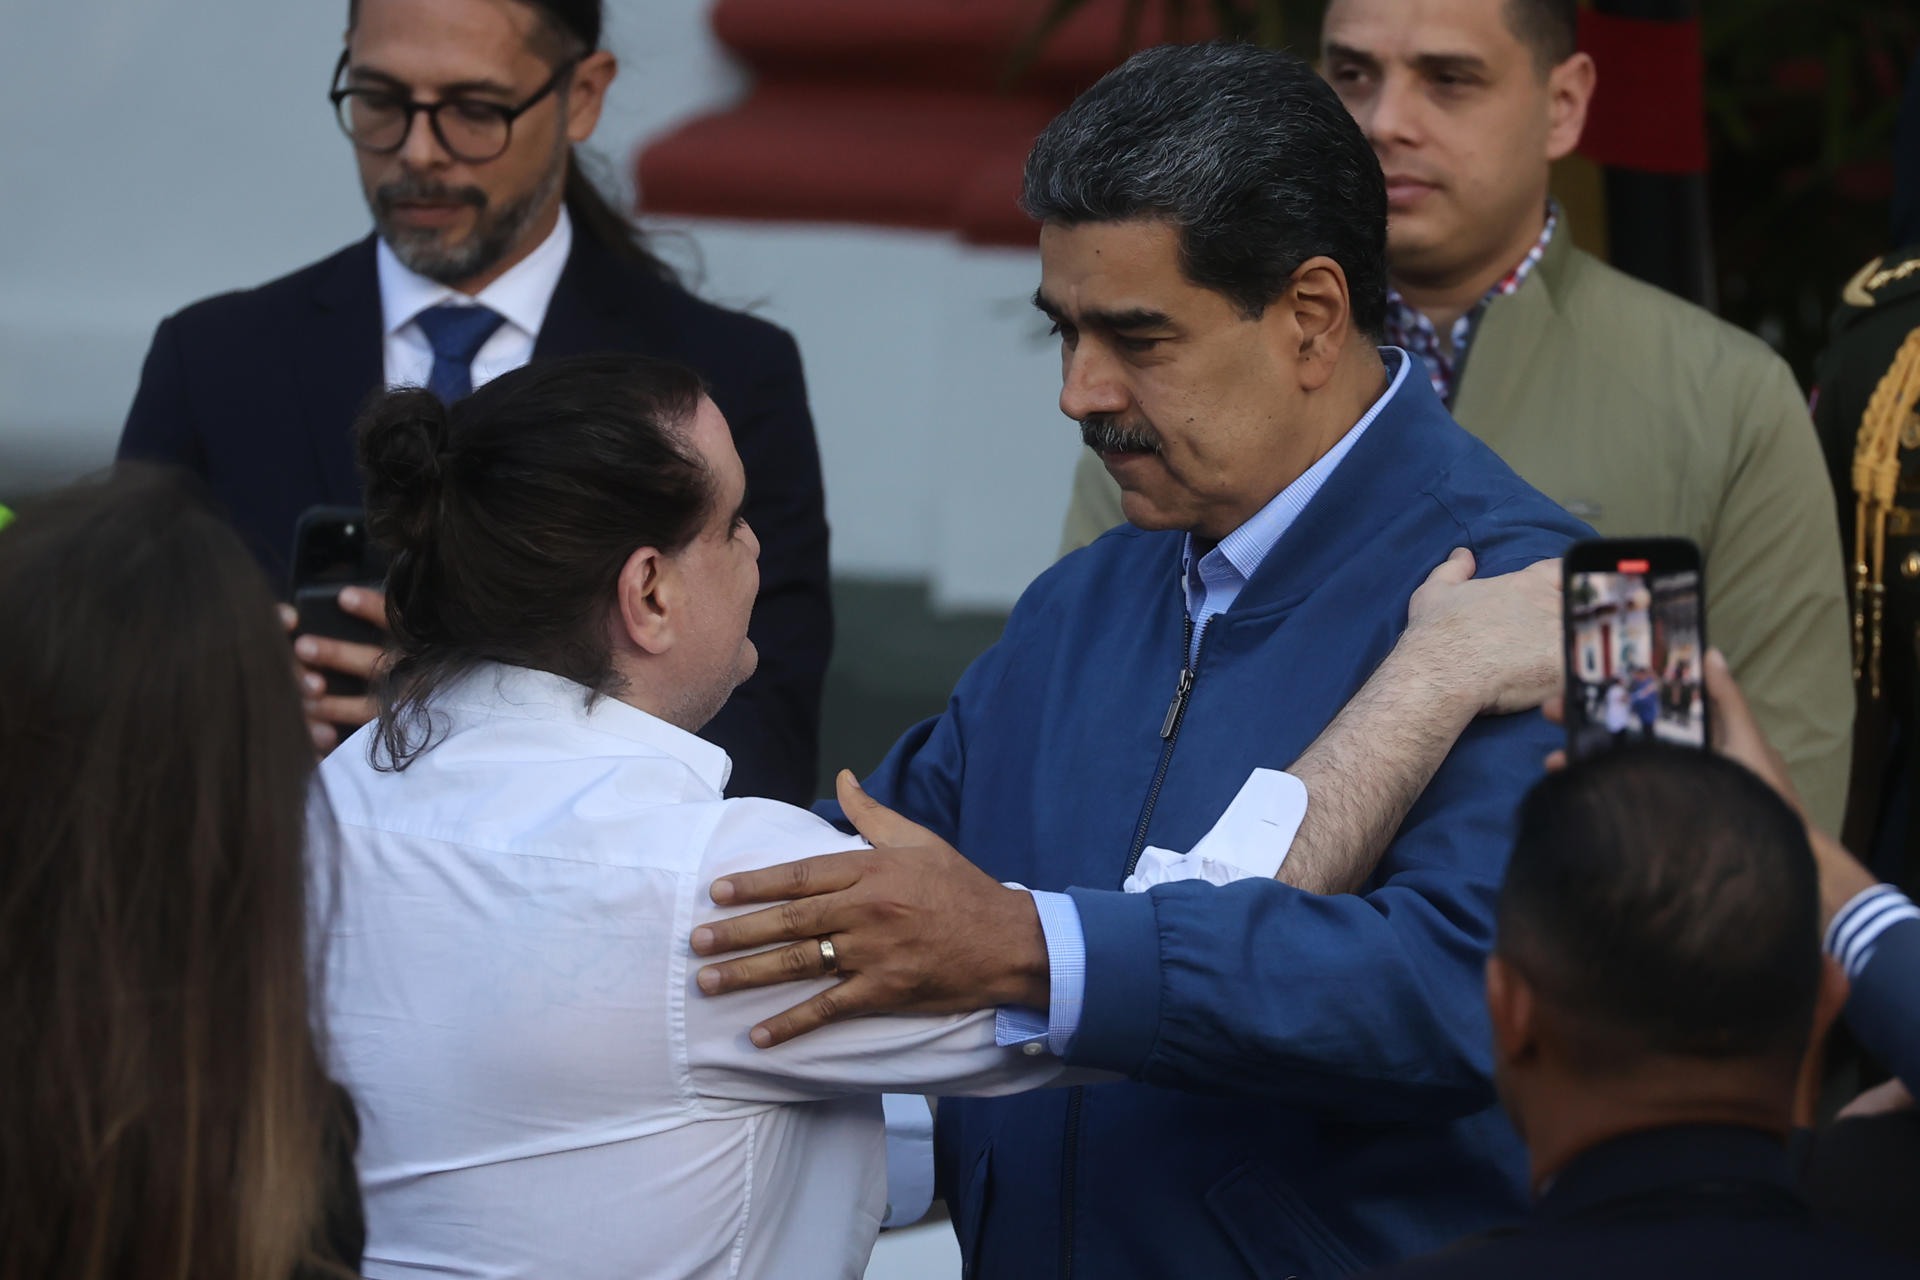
118 0 831 804
1374 744 1908 1280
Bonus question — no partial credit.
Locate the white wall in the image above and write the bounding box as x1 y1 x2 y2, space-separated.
0 0 1077 609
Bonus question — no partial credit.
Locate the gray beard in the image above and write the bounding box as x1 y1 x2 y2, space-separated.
375 145 568 286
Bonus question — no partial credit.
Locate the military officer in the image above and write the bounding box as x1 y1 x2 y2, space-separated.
1815 242 1920 888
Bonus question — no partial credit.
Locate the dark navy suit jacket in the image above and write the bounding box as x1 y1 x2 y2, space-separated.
119 232 832 804
1851 915 1920 1089
1372 1125 1912 1280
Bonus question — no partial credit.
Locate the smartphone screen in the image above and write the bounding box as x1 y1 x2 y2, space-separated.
1564 539 1707 761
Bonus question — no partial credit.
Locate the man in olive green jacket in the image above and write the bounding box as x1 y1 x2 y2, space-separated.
1059 0 1853 830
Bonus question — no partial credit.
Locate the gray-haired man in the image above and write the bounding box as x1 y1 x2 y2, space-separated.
690 43 1589 1278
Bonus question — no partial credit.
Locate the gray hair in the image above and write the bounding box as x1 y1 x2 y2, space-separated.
1022 41 1388 337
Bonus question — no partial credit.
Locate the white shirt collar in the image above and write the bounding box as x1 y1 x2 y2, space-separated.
376 205 573 340
431 661 733 795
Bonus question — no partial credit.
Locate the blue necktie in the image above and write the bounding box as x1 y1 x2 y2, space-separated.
414 304 507 403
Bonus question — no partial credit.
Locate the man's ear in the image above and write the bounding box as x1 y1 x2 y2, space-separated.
565 50 618 144
1280 255 1352 391
1486 953 1539 1066
616 545 675 656
1545 52 1596 163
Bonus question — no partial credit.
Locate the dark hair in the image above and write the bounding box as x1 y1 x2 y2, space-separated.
346 0 677 282
1505 0 1579 69
357 353 710 768
1022 41 1389 338
1497 744 1823 1074
0 467 345 1279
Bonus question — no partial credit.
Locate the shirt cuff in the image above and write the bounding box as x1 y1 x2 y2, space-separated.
879 1093 935 1229
993 890 1085 1057
1825 884 1920 980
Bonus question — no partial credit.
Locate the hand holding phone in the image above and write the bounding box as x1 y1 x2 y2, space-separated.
1562 538 1708 761
287 506 389 744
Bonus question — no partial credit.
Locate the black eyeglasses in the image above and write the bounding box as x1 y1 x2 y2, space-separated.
328 50 576 165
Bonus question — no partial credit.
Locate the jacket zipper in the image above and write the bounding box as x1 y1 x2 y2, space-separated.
1131 615 1202 875
1060 614 1204 1278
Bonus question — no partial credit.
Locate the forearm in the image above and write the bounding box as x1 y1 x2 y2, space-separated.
1281 636 1480 894
1812 827 1878 933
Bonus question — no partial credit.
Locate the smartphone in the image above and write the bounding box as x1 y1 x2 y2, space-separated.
289 506 386 700
1563 538 1708 761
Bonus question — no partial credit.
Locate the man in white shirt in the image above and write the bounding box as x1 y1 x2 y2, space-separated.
321 359 1064 1279
321 663 1070 1279
321 347 1565 1279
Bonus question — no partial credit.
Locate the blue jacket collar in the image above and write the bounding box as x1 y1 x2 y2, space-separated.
1197 358 1472 621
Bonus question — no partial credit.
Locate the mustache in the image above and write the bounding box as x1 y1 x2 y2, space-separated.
1080 415 1163 454
375 174 488 214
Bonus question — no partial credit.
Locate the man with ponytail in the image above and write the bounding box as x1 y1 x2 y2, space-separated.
118 0 832 805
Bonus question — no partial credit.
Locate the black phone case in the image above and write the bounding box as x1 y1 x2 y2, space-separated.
294 586 384 701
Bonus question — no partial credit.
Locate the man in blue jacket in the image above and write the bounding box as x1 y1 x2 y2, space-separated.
693 43 1588 1277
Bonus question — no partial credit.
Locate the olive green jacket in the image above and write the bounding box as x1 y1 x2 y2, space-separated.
1060 231 1855 830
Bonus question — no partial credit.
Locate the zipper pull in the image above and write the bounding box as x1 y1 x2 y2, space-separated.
1160 667 1195 739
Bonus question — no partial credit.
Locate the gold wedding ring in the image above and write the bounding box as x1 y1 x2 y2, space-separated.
817 936 839 974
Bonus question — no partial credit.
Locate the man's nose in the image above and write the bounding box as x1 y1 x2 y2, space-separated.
1363 74 1422 150
397 106 454 170
1059 345 1130 423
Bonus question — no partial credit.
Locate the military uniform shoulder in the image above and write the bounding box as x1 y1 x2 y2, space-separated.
159 238 373 334
1835 245 1920 323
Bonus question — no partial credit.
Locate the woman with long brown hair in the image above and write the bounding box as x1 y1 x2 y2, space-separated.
0 467 363 1279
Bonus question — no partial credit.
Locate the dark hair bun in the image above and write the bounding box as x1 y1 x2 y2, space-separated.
357 385 453 556
356 388 451 557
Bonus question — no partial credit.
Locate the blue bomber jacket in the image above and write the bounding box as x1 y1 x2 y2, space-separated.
852 371 1590 1279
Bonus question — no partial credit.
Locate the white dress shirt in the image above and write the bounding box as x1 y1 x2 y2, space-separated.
317 664 1065 1280
376 208 573 391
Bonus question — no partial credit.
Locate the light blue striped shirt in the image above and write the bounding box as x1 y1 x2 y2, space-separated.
998 349 1414 1055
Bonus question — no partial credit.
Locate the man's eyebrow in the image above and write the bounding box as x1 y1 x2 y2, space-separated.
1030 290 1172 331
346 63 520 97
1084 306 1175 331
1409 51 1491 78
1321 42 1381 72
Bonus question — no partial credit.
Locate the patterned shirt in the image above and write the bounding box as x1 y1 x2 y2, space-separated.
1385 203 1560 407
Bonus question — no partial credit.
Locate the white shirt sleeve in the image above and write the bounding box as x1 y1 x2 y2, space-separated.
879 1094 936 1228
681 800 1073 1105
1122 768 1308 892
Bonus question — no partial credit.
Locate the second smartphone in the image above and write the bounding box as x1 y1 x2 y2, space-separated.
1562 538 1708 762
